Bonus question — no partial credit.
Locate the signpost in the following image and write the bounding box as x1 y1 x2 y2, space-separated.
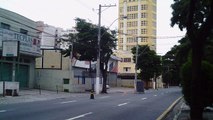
2 40 20 96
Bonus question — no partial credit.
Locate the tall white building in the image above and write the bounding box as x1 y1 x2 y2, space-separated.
36 21 63 49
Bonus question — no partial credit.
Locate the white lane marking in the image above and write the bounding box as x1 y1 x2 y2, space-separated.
0 110 7 113
60 100 77 104
154 95 157 96
141 97 147 100
118 102 129 107
99 96 110 99
66 112 93 120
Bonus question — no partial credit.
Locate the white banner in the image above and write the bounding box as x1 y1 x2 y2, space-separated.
2 41 18 57
0 28 41 56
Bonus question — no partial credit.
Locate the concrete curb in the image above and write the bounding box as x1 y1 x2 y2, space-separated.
156 96 183 120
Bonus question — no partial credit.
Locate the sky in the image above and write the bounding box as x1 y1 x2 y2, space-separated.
0 0 186 55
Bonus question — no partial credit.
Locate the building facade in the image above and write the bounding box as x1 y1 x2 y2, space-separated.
35 49 121 92
36 21 63 49
35 24 121 92
117 0 157 75
0 8 41 89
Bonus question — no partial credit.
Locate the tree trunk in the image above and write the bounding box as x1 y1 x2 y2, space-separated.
190 40 204 120
101 70 107 93
185 0 213 118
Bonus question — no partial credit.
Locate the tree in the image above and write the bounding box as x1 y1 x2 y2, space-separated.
162 37 191 86
162 46 178 86
131 45 162 89
171 0 213 119
62 18 117 93
181 60 213 109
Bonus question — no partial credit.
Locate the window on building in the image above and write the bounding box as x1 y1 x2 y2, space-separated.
141 21 148 26
141 4 148 10
127 6 138 12
123 67 131 72
141 13 148 18
120 22 124 28
82 77 85 84
127 45 134 51
123 58 131 62
141 29 147 34
120 7 123 13
127 21 138 27
127 29 138 35
20 29 28 35
119 46 123 50
141 37 148 42
63 78 70 84
1 23 10 30
120 38 123 43
127 13 138 19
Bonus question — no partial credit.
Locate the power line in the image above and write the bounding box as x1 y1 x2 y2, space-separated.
1 14 184 41
117 30 184 39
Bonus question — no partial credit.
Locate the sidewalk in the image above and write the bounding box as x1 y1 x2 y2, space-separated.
0 87 134 105
164 98 213 120
0 89 89 105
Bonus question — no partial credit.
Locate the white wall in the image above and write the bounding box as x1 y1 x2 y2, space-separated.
36 69 69 91
37 21 63 49
36 69 87 92
0 81 19 95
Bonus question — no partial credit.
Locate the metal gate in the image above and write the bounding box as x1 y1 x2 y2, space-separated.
16 65 29 88
0 63 13 82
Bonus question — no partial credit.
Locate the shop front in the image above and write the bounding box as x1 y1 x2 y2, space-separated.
0 8 41 90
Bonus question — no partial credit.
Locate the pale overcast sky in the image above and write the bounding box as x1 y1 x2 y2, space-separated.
0 0 185 55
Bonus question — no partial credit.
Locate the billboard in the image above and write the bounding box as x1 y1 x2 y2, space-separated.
2 41 19 57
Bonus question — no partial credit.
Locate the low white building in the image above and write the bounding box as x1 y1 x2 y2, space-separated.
35 48 121 92
0 8 41 95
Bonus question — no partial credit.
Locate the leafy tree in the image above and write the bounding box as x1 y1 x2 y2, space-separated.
131 45 162 89
62 18 117 93
162 46 178 86
171 0 213 119
181 60 213 110
162 37 191 86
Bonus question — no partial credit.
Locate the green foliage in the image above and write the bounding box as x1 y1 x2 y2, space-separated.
61 18 117 93
181 60 213 107
171 0 213 118
171 0 212 31
204 32 213 64
131 45 162 82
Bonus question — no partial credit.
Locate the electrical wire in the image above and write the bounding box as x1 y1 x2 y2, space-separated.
1 13 184 41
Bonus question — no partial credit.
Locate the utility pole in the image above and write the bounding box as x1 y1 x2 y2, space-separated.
96 4 116 94
134 0 142 93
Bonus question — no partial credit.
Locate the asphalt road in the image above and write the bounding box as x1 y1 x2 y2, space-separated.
0 87 181 120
